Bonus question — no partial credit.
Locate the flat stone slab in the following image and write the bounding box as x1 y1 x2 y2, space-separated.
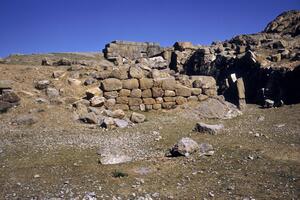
100 154 132 165
194 122 224 134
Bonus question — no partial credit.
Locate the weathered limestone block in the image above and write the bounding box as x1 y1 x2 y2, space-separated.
116 97 129 104
143 98 156 105
162 102 176 109
130 112 146 123
110 67 129 80
104 98 116 108
130 89 142 98
163 97 176 102
191 88 202 96
176 96 187 105
156 97 164 104
128 98 142 106
129 66 144 79
119 89 131 97
203 88 217 97
153 103 162 110
145 104 153 111
175 85 192 97
141 89 152 98
198 94 209 101
86 87 103 99
104 41 164 60
101 78 122 91
97 70 112 80
90 96 106 107
174 42 194 51
191 76 216 89
139 78 154 89
122 79 139 89
152 87 164 97
130 105 141 111
153 78 162 88
188 96 198 102
161 78 176 90
104 91 119 99
164 90 176 97
113 104 129 111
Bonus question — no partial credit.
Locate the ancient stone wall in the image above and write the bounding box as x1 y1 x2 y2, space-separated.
103 40 165 60
85 68 217 112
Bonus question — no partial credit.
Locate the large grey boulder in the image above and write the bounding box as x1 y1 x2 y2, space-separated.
170 137 199 157
194 122 224 135
192 97 242 119
130 112 146 123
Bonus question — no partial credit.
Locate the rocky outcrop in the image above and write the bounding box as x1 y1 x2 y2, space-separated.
263 10 300 37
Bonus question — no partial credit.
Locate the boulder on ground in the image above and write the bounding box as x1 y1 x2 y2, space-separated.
41 58 51 66
52 70 65 78
130 112 146 123
194 122 224 134
35 80 50 90
46 87 59 98
0 91 21 103
170 137 199 157
67 78 81 86
199 143 214 156
53 58 72 66
192 97 242 119
79 112 100 124
114 119 129 128
100 117 115 129
111 109 125 119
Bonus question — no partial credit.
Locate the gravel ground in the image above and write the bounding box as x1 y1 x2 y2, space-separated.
0 64 299 199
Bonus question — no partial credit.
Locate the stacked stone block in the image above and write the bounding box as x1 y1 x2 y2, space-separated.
86 68 217 112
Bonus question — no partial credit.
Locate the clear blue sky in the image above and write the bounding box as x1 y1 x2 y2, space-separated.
0 0 299 57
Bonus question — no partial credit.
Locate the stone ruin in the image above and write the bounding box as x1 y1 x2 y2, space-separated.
83 70 217 112
103 40 165 61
